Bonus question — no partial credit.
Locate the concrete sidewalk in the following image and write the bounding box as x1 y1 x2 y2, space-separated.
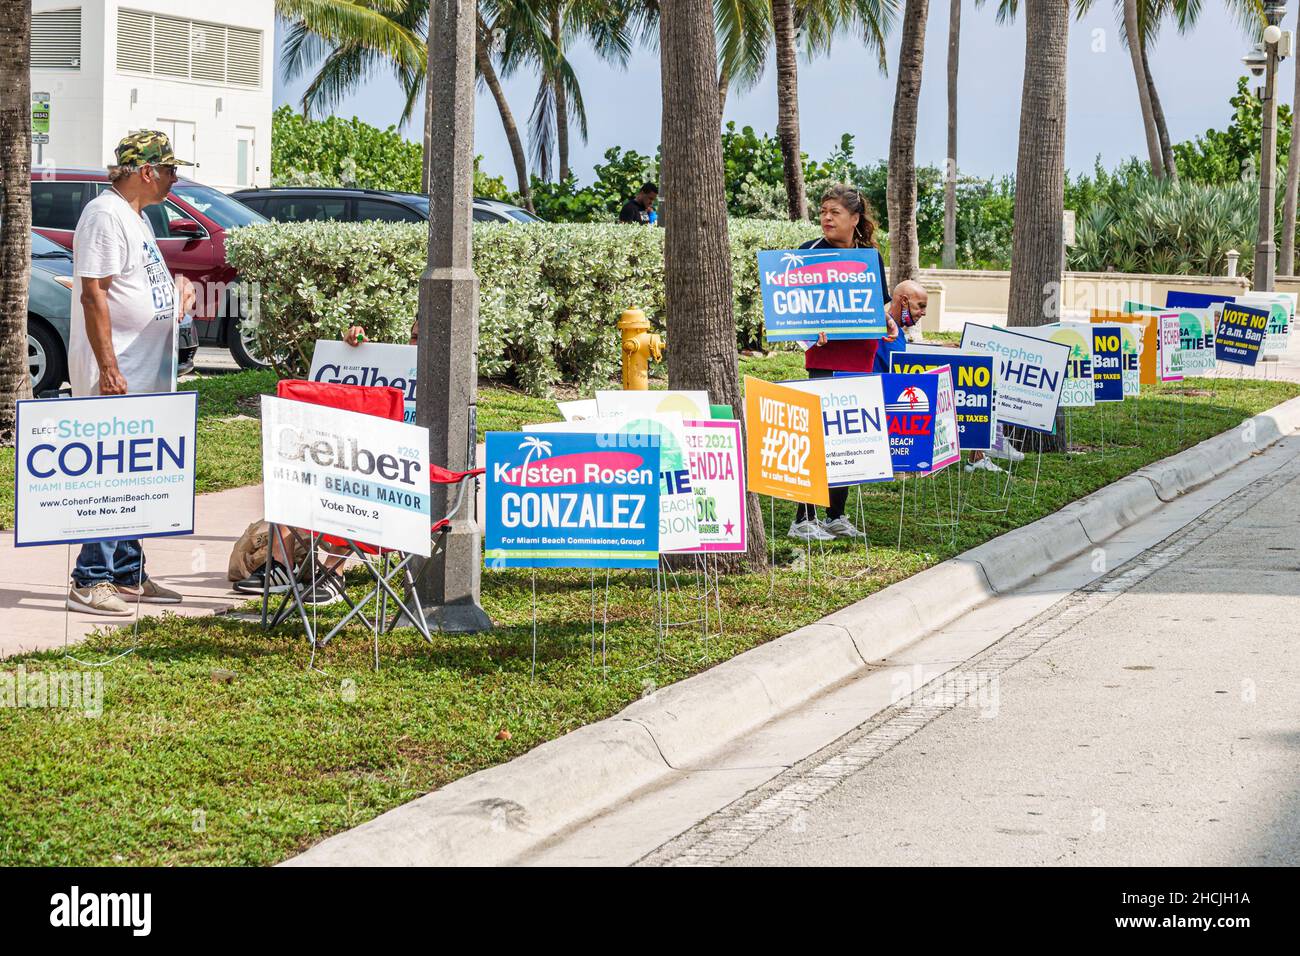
0 484 264 659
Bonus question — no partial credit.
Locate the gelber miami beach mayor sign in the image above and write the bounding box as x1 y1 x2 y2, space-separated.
485 431 661 569
758 247 888 341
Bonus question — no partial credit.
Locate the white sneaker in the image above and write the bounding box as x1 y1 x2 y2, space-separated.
788 519 835 542
67 582 131 616
964 457 1004 474
821 515 867 539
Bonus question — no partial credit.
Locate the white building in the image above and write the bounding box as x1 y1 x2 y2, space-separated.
30 0 274 191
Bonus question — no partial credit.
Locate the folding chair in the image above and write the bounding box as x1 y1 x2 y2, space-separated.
261 379 405 646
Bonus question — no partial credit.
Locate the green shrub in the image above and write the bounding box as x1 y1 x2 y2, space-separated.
225 219 820 396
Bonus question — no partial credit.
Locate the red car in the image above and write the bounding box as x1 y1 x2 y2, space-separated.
31 168 271 369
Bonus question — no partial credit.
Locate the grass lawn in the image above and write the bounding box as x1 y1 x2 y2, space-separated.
1 373 1295 865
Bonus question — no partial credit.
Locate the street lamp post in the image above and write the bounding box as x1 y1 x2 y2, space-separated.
1250 3 1289 291
414 0 492 632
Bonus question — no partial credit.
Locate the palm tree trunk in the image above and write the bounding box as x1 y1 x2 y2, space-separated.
771 0 807 220
0 0 33 440
718 63 731 117
889 0 929 288
659 0 766 571
552 8 570 182
1283 44 1300 275
1140 37 1176 182
1008 0 1069 449
476 17 533 212
942 0 960 270
1122 0 1164 178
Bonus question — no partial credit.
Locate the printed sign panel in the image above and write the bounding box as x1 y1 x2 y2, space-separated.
1215 302 1269 367
261 395 432 556
1157 313 1184 382
683 419 746 552
878 371 952 473
596 389 712 423
1021 323 1095 408
1174 307 1216 375
757 247 888 341
744 376 829 505
526 413 701 552
929 367 961 472
309 340 418 424
891 348 997 451
782 374 893 486
1119 324 1141 397
1092 311 1159 385
557 399 598 422
1236 292 1294 355
1090 324 1125 403
484 431 660 569
15 393 197 547
959 324 1070 433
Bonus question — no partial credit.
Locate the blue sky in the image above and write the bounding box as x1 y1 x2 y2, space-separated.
273 3 1268 184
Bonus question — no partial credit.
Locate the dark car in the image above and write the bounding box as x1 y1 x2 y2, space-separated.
31 168 270 368
229 187 543 225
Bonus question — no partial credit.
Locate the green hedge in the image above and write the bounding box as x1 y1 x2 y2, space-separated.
224 219 819 395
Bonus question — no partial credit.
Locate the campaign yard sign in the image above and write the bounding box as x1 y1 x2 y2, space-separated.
1092 311 1158 386
1215 302 1269 367
484 431 660 569
1156 313 1184 382
309 340 418 424
757 247 888 342
783 374 893 486
1235 292 1294 356
880 370 959 473
262 395 432 556
744 376 829 505
891 347 997 451
595 389 712 423
960 324 1070 433
526 413 700 552
1090 325 1125 403
683 419 746 551
1022 323 1095 408
1119 324 1141 396
1173 307 1216 374
15 393 197 547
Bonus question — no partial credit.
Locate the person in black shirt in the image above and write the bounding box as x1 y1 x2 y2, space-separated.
619 182 658 224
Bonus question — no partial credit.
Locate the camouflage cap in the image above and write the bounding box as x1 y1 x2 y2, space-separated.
112 130 194 169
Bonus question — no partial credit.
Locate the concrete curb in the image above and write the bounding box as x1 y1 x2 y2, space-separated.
286 394 1300 867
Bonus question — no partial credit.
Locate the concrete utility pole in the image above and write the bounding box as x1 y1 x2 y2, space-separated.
415 0 491 632
1252 3 1289 292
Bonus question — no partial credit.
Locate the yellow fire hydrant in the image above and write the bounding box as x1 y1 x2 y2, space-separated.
618 307 664 390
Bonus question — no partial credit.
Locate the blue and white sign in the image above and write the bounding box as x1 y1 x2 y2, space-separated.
1215 302 1269 367
890 347 997 451
484 431 660 569
880 372 941 472
960 323 1070 433
309 340 418 424
1090 325 1125 403
758 247 888 342
782 374 893 486
262 395 432 556
14 392 197 547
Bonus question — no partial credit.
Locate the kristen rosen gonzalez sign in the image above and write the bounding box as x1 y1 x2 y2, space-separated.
14 393 196 547
261 395 432 556
310 341 418 424
960 324 1069 433
757 247 888 341
484 432 660 569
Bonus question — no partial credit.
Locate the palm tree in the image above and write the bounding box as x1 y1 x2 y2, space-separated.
1007 0 1069 447
659 0 767 571
0 0 33 441
888 0 928 288
942 0 961 268
772 0 808 219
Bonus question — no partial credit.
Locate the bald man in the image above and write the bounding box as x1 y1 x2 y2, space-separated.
873 279 928 374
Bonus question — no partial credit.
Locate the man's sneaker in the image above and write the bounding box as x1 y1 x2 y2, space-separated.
788 519 835 542
821 515 867 539
233 561 294 595
116 579 183 604
67 582 131 616
964 456 1005 474
300 569 346 607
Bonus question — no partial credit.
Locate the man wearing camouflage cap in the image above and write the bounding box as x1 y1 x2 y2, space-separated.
66 130 197 615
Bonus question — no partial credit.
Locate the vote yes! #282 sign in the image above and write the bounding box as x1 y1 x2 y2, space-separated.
484 431 660 569
14 392 197 547
758 247 888 342
744 376 829 505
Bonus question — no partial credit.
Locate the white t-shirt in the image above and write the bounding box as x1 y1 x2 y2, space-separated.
69 189 177 397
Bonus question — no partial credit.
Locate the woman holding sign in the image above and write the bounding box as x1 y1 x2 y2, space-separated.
790 185 899 542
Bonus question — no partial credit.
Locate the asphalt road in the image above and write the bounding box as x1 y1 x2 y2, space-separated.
638 442 1300 867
